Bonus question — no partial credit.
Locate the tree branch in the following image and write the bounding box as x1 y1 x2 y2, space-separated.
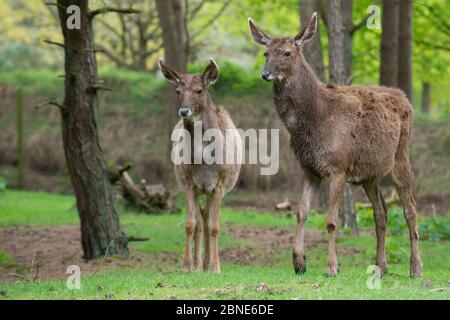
89 7 141 20
35 99 65 110
190 0 233 41
109 164 132 184
43 39 65 48
44 1 67 10
350 13 370 35
128 236 150 242
416 39 450 52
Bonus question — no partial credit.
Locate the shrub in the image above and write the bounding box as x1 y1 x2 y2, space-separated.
188 60 270 96
0 176 5 193
438 132 450 155
419 215 450 241
385 238 408 264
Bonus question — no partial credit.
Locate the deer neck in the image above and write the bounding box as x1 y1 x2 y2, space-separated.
273 55 326 127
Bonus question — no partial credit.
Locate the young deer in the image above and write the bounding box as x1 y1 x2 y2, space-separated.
249 13 422 278
159 58 242 273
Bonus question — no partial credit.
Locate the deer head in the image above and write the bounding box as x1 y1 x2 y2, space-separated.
158 58 219 119
248 12 317 81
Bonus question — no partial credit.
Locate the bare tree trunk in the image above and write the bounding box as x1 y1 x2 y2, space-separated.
155 0 186 72
299 0 325 81
380 0 399 87
341 0 353 81
326 0 345 85
339 184 358 232
421 82 431 114
398 0 413 101
155 0 188 182
325 0 358 233
57 0 129 259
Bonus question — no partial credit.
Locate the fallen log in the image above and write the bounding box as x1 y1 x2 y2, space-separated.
110 166 178 214
275 198 292 211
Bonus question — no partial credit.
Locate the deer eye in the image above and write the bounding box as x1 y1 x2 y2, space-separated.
176 88 181 95
284 51 291 57
263 52 268 57
195 89 203 95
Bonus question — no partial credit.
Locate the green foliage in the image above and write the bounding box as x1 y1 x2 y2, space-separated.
357 206 407 236
100 68 166 105
419 215 450 241
0 69 63 96
438 132 450 155
188 60 270 96
0 250 15 268
0 176 5 193
385 238 409 264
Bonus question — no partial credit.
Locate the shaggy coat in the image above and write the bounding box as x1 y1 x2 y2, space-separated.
249 12 421 278
160 59 241 273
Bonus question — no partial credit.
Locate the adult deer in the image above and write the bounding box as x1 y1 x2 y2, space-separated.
248 13 422 277
159 58 242 273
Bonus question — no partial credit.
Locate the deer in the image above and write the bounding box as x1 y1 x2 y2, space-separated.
248 12 422 278
158 58 242 273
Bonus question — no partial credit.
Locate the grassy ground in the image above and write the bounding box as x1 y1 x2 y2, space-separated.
0 190 449 300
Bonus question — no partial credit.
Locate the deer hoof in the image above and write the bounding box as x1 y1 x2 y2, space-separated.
293 253 307 274
326 264 339 277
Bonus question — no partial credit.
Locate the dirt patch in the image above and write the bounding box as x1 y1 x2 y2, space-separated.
0 226 178 283
0 224 359 282
222 225 325 265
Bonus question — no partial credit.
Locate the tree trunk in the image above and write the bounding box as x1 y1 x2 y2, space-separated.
155 0 188 180
421 82 431 114
155 0 186 72
299 0 325 81
380 0 399 87
57 0 129 260
341 0 353 82
326 0 346 85
398 0 413 101
325 0 358 233
339 184 358 233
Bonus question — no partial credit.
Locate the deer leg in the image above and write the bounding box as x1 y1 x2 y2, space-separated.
181 190 197 272
207 188 223 273
201 199 211 271
193 203 203 272
391 159 422 278
363 180 388 276
326 173 346 277
293 174 318 274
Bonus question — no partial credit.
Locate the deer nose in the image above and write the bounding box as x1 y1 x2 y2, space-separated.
179 107 191 118
261 70 273 81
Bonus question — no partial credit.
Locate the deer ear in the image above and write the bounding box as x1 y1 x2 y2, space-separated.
248 17 271 46
202 58 219 87
295 12 318 47
158 58 181 84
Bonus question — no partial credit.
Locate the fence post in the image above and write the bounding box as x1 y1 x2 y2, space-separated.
17 88 25 189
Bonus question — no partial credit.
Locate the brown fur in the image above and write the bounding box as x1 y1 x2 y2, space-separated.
249 13 422 277
159 59 241 273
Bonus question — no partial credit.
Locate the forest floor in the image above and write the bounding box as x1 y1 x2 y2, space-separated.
0 190 449 300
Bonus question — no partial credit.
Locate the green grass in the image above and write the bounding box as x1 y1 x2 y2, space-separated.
0 190 449 300
2 264 449 300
